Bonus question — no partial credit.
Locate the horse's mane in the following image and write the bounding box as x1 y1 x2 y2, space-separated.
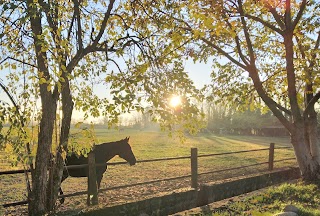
94 137 130 150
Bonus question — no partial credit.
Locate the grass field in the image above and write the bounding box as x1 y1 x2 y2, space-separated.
199 181 320 216
0 129 296 215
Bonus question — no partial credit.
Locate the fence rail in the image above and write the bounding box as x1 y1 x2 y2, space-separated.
0 156 193 175
197 148 270 158
1 143 296 208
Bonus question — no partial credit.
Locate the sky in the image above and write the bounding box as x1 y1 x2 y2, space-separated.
185 60 212 89
0 60 213 123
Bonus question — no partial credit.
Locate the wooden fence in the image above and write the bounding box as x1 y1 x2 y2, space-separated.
1 143 295 208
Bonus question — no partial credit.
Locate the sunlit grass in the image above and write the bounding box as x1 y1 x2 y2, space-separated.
207 182 320 216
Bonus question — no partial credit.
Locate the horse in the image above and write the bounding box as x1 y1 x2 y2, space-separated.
59 137 136 204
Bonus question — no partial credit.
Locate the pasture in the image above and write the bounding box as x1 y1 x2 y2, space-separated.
0 129 296 215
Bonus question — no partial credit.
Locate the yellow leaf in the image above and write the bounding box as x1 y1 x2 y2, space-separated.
57 82 61 92
39 78 46 84
61 65 66 71
5 143 13 153
61 150 67 160
75 121 83 128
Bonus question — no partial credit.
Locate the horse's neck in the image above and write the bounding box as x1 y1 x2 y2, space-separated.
94 142 119 162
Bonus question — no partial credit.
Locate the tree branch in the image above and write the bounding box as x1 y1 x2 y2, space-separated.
275 103 292 116
26 0 51 82
221 8 249 65
67 9 76 41
309 31 320 69
0 79 33 170
298 31 320 114
304 91 320 117
0 56 36 69
238 0 255 64
285 0 292 28
248 68 293 132
66 0 116 72
9 57 37 68
38 0 59 45
0 79 18 110
107 58 123 73
0 56 9 65
295 36 306 59
91 0 115 47
201 37 247 70
110 13 129 30
243 13 283 35
234 35 249 65
268 7 285 30
73 0 83 50
292 0 307 29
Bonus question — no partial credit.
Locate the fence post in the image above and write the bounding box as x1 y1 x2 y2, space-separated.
87 151 98 206
191 148 198 189
269 143 275 171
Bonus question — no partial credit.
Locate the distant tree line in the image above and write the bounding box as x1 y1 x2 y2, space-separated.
204 103 290 136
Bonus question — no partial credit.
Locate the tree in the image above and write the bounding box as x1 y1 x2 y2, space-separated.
204 100 280 135
0 1 203 215
205 102 231 133
152 0 320 179
230 109 281 135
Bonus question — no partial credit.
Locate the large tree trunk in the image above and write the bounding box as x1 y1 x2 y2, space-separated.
305 102 320 163
26 1 59 213
291 121 320 180
28 97 57 215
46 78 74 211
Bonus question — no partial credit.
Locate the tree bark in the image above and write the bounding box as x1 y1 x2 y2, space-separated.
291 121 320 180
46 77 74 211
306 110 320 162
26 1 59 214
28 97 57 215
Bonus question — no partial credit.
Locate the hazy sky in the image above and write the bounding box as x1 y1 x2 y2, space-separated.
185 59 212 88
0 60 213 122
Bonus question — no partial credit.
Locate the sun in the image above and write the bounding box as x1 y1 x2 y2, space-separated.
169 95 182 108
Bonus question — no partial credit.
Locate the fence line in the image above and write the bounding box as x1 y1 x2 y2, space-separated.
0 156 193 175
1 143 296 208
197 148 270 158
198 161 270 176
0 146 293 175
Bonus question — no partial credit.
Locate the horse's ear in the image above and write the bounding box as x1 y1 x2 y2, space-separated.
125 136 130 141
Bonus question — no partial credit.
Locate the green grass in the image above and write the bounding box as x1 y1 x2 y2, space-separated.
206 182 320 216
0 129 296 215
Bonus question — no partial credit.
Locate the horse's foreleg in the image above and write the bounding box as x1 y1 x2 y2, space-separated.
59 187 64 204
97 173 104 190
59 173 69 204
87 173 102 205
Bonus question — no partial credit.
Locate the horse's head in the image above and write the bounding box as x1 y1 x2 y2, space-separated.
118 137 136 166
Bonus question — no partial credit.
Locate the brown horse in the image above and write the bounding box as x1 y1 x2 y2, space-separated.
59 137 136 203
